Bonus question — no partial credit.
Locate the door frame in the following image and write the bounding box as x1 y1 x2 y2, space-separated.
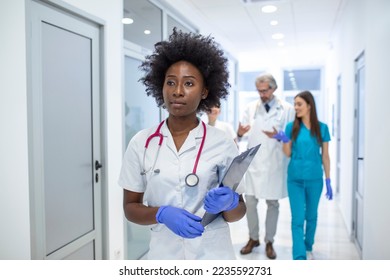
336 75 341 195
27 0 106 259
352 51 365 257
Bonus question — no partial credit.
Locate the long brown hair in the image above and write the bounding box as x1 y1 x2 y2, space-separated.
291 91 322 144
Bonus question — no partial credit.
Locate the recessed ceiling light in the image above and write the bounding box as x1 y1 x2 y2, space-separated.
272 33 284 40
122 17 134 24
144 29 151 35
270 20 278 26
261 5 277 13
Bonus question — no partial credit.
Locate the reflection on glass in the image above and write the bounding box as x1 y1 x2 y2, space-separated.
123 0 162 50
239 71 265 91
167 15 192 34
124 56 160 145
124 55 160 260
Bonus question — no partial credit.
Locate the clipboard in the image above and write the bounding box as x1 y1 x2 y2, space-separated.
201 144 261 226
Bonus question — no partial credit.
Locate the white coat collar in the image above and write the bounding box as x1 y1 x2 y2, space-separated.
160 119 205 155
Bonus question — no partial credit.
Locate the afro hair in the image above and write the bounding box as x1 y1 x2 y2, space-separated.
139 28 230 113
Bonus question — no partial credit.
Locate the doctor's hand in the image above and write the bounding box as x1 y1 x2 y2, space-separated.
272 130 290 143
156 206 204 238
325 178 333 200
204 186 239 214
263 126 278 138
237 122 251 138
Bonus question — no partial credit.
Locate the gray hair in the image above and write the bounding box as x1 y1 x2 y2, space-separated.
255 73 278 90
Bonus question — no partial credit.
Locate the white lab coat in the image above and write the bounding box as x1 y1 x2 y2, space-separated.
214 120 237 141
241 98 295 199
118 120 240 259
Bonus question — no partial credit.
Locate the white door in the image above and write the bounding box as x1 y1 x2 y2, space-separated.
353 52 365 256
336 75 341 194
29 1 102 259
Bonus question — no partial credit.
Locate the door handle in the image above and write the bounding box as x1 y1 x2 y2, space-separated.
95 160 103 170
357 157 364 160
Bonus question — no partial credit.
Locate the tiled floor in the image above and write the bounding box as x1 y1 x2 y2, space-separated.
230 196 361 260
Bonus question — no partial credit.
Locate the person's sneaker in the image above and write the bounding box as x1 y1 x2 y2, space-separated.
306 251 314 260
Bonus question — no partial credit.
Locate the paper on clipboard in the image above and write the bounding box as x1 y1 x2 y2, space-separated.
201 144 261 226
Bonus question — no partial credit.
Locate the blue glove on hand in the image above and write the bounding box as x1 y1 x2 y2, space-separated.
325 178 333 200
156 206 204 238
204 186 239 214
272 130 290 143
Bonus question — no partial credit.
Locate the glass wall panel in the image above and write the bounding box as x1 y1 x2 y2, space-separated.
124 55 159 260
222 55 238 128
239 71 261 91
167 15 192 34
123 0 162 50
124 56 160 145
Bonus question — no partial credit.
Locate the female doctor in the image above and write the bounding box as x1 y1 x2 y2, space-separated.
273 90 333 260
118 28 246 260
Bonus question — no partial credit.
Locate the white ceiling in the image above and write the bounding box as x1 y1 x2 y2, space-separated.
162 0 346 67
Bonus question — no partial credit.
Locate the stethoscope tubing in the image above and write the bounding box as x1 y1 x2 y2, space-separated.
141 120 206 186
192 121 206 174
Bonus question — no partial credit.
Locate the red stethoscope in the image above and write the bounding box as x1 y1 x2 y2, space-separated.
141 120 207 187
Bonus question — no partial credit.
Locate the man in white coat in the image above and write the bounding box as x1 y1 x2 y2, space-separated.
237 73 295 259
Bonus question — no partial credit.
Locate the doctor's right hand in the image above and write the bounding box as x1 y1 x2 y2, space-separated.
237 122 251 138
156 206 204 238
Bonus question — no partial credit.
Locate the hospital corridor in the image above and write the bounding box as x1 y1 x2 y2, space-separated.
1 0 390 261
137 196 360 260
230 197 360 260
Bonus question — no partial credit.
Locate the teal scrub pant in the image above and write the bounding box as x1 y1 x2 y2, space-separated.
287 179 323 260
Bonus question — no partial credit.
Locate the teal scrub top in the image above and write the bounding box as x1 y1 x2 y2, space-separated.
285 121 330 181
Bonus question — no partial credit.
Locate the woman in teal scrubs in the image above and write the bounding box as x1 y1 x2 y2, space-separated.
272 91 332 260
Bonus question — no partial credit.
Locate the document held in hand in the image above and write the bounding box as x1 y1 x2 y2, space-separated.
201 144 261 226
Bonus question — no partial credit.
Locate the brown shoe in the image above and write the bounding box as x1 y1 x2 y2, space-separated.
240 238 260 255
265 242 277 259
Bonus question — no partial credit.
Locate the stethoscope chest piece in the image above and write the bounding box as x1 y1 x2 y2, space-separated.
142 120 206 188
185 173 199 187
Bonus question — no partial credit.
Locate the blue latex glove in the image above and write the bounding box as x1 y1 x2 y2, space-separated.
325 178 333 200
272 130 290 143
156 206 204 238
204 186 239 214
